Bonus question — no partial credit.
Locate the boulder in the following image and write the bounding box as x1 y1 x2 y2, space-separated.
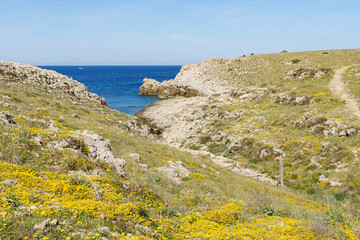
72 130 127 177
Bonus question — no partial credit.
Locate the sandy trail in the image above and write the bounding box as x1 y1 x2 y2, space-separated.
329 66 360 119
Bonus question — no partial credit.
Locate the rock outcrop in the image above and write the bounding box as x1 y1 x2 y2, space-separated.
139 78 200 98
0 61 106 105
77 130 126 177
139 58 233 98
156 161 190 183
287 68 331 79
0 111 17 125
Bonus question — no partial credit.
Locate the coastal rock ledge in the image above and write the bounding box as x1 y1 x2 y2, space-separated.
139 78 200 98
0 61 106 105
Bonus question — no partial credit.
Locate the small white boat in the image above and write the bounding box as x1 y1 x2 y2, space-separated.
78 67 83 70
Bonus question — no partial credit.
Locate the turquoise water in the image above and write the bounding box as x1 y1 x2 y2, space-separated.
39 66 181 115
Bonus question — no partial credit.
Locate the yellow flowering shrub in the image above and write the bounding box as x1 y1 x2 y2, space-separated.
203 202 244 224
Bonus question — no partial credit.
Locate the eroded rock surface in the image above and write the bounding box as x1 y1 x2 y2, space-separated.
79 130 126 177
139 78 200 98
156 161 190 183
139 58 233 98
0 61 106 105
287 68 331 79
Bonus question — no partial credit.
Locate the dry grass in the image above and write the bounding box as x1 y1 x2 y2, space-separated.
1 50 360 238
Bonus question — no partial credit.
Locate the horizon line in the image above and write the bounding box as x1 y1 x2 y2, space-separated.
37 64 184 67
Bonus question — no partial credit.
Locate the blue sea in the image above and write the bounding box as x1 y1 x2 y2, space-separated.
39 66 181 115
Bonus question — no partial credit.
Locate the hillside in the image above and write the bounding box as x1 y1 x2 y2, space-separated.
1 51 360 240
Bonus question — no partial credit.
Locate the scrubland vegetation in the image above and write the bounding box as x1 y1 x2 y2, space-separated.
1 49 360 239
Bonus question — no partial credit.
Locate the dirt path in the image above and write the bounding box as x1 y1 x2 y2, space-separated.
182 148 278 185
329 66 360 119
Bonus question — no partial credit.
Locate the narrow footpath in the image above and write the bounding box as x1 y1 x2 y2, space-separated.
329 66 360 119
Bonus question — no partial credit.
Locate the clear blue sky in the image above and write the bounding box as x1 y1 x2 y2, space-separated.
0 0 359 65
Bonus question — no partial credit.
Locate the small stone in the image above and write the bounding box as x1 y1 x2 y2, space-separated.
294 96 310 105
139 163 149 170
346 128 356 136
34 219 58 230
129 153 141 163
135 224 152 235
2 95 11 101
0 111 16 125
338 130 347 137
2 179 21 187
49 219 58 226
29 205 38 210
34 219 50 230
98 226 111 236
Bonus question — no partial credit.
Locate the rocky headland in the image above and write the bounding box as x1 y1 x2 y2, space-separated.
0 61 106 105
135 49 360 194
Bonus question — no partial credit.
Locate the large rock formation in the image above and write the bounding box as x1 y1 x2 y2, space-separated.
139 78 200 98
0 61 106 105
139 58 233 98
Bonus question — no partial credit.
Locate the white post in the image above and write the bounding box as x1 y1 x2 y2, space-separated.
279 156 284 188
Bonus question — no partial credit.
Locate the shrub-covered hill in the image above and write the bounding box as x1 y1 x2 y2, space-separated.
137 49 360 236
0 54 359 240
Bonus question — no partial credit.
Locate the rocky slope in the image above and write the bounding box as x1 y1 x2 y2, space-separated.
136 49 360 216
139 58 234 97
0 61 106 105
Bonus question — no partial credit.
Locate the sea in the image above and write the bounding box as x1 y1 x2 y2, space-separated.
39 66 181 115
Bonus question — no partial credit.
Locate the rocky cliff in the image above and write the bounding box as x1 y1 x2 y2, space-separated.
139 58 234 98
0 61 106 105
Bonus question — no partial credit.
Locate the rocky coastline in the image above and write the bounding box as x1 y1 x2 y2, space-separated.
0 61 106 105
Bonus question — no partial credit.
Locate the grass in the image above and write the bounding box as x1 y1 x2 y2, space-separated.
1 50 360 239
169 49 360 236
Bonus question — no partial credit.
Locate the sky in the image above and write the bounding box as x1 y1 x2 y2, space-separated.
0 0 359 65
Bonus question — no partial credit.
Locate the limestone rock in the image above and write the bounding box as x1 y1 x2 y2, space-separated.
74 130 127 177
275 92 311 105
294 96 310 105
98 226 111 236
129 153 141 163
34 219 58 231
287 68 331 79
0 101 17 110
338 130 347 137
135 224 153 235
156 161 190 183
0 61 106 105
319 175 341 187
0 111 16 125
139 163 149 170
139 78 200 98
2 179 21 187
